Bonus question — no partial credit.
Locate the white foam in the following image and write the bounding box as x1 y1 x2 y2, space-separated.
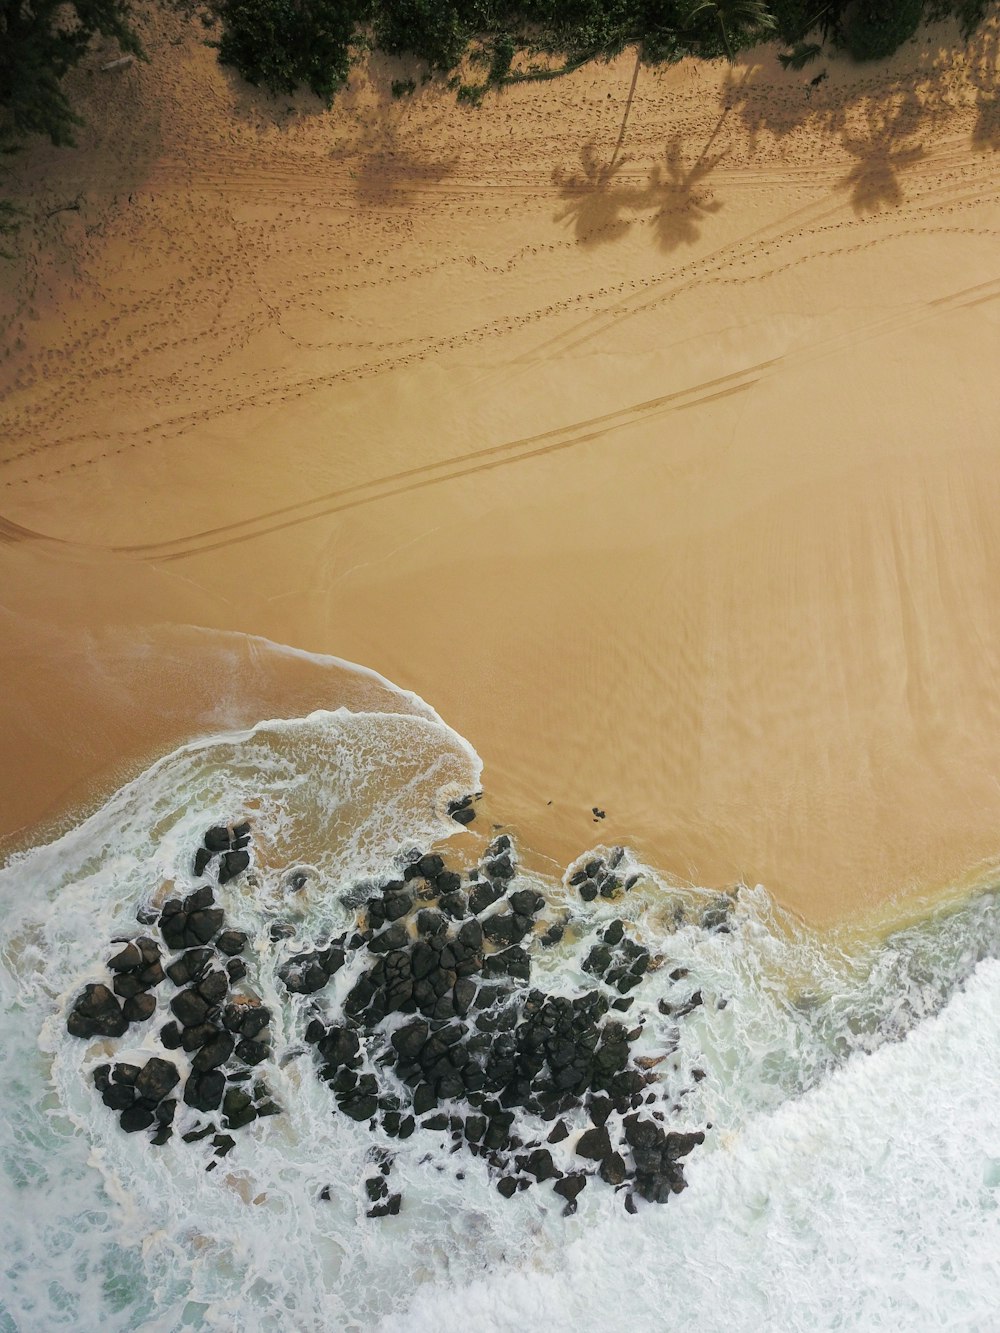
4 706 1000 1331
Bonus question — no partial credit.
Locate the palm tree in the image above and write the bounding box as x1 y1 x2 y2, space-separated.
686 0 777 64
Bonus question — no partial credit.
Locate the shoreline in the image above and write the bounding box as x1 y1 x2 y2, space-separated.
3 9 1000 929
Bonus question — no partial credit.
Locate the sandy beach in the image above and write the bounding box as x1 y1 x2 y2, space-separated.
3 8 1000 926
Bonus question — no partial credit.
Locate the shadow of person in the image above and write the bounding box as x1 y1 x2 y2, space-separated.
642 130 727 253
839 100 925 212
551 142 644 247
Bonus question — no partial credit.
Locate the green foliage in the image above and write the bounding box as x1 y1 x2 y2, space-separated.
0 0 143 145
842 0 924 61
391 77 417 96
216 0 364 100
778 38 821 66
374 0 483 71
489 32 516 81
684 0 777 61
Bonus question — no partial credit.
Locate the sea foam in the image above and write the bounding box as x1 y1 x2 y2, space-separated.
3 705 1000 1331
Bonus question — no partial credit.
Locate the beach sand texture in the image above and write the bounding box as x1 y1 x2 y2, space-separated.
2 9 1000 924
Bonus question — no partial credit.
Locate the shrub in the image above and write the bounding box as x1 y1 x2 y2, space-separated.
842 0 923 61
216 0 364 101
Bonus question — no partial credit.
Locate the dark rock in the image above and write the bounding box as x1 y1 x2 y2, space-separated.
182 1022 218 1052
438 891 467 921
120 1105 155 1133
160 1021 182 1050
383 890 413 922
138 960 165 987
194 847 212 877
468 881 504 915
213 1133 236 1157
554 1174 587 1202
184 1070 226 1112
415 910 445 938
269 923 295 941
578 880 599 903
204 825 232 852
67 984 127 1039
368 1193 402 1218
391 1020 429 1064
484 853 514 881
184 885 215 912
369 923 409 954
198 969 229 1004
154 1098 176 1125
218 850 250 884
171 988 210 1028
454 978 476 1015
457 918 484 952
413 1084 437 1115
464 1114 488 1143
599 1152 627 1186
602 920 625 947
101 1082 136 1111
123 993 157 1023
192 1031 236 1073
231 821 251 847
187 908 225 945
576 1126 612 1160
107 942 142 972
227 958 248 983
483 911 530 946
166 948 213 987
541 923 565 948
113 972 150 999
509 889 544 917
160 912 188 950
340 1094 378 1122
216 930 248 957
483 946 530 982
518 1148 558 1182
235 1038 268 1066
546 1119 570 1144
135 1058 180 1102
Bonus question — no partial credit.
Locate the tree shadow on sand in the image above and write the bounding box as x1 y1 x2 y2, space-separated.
642 118 728 252
552 119 729 253
839 98 925 212
551 143 645 246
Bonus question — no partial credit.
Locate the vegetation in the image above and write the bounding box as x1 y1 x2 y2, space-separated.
214 0 362 101
0 0 143 145
0 0 994 253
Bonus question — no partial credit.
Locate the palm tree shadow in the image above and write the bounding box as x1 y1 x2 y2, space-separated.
839 100 925 213
643 132 727 253
972 95 1000 152
552 143 644 247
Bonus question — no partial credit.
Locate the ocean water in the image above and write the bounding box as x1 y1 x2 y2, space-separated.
3 694 1000 1332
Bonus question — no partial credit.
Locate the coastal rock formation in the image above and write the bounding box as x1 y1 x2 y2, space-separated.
65 822 713 1209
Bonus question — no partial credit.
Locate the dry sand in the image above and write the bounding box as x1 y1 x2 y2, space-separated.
3 9 1000 925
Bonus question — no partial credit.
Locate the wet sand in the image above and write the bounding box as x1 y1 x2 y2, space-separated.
3 9 1000 924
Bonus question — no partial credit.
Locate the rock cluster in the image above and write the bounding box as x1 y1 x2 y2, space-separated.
64 817 713 1213
568 849 641 903
284 836 708 1215
66 822 280 1153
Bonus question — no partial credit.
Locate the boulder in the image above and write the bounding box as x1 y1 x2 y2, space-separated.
576 1126 612 1160
171 988 210 1028
123 993 157 1023
183 1070 226 1112
67 984 127 1039
120 1105 155 1133
107 942 142 972
216 929 247 957
134 1058 180 1102
192 1031 236 1073
218 850 250 885
203 826 232 852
